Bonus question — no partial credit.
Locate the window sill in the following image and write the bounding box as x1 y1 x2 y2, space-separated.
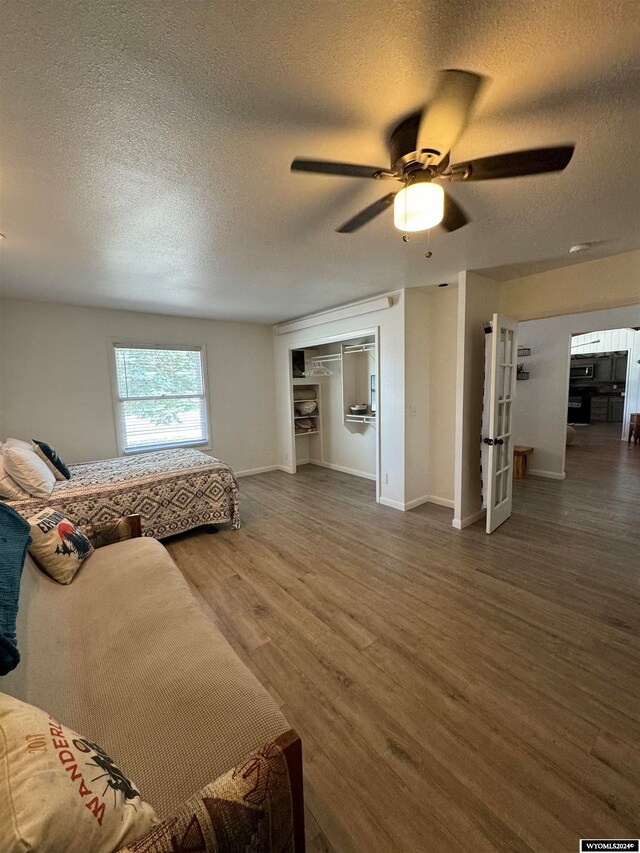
122 440 211 456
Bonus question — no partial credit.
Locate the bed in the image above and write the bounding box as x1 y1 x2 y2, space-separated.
7 448 240 538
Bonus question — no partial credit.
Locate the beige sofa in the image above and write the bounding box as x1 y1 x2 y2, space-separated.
3 530 304 851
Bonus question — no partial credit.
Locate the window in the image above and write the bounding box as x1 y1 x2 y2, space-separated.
111 343 209 453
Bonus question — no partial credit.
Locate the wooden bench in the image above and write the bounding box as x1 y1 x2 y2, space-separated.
513 445 534 479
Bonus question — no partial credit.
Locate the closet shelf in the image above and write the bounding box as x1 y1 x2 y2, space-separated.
291 374 321 441
343 343 375 355
345 414 377 424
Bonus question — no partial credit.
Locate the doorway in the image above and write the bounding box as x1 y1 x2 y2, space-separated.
286 329 381 501
568 331 631 436
511 307 640 513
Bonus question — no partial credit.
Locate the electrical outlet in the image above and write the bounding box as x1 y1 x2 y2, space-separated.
408 405 417 417
383 473 389 484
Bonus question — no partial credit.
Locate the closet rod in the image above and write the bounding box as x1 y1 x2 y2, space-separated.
309 354 343 364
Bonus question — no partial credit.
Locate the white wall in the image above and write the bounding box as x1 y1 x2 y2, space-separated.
512 316 572 478
571 327 639 359
514 305 640 477
626 332 640 426
274 293 406 508
404 289 430 507
426 285 458 507
0 299 277 475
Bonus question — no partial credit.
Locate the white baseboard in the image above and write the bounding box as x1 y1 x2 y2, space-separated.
452 508 485 530
529 469 566 480
403 494 431 511
234 465 281 478
379 494 455 513
379 496 405 511
306 458 377 481
427 495 455 509
291 463 454 513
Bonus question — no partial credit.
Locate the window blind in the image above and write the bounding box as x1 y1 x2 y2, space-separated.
113 344 209 452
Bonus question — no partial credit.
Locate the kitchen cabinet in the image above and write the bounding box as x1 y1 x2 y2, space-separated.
613 354 628 382
609 398 624 422
594 356 613 381
591 398 609 422
592 352 628 382
591 395 625 423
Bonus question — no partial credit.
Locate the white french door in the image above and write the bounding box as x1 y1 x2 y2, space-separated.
485 314 518 533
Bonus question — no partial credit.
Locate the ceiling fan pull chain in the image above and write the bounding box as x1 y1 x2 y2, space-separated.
402 179 409 242
425 228 432 259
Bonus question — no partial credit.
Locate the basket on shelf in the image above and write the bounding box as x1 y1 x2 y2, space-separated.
294 417 316 434
295 400 318 415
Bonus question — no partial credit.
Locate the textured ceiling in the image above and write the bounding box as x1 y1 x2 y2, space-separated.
1 0 639 323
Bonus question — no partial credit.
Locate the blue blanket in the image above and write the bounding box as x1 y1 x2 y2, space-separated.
0 502 31 675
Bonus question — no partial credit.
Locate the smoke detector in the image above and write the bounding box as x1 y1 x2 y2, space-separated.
569 243 591 254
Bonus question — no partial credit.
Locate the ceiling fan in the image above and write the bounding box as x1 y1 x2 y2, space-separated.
291 70 575 235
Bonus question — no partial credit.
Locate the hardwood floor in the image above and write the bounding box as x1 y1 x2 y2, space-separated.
166 425 640 852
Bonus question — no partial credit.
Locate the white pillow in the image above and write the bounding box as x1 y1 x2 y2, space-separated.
2 438 56 498
0 444 30 500
0 693 158 853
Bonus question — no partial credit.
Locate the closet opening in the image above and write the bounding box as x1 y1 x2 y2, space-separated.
288 330 380 500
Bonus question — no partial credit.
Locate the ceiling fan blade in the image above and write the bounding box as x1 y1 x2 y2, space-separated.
416 70 484 165
441 192 469 232
336 192 397 233
448 145 575 181
291 159 392 179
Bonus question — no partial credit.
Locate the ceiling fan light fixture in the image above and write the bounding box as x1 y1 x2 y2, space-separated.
393 181 444 232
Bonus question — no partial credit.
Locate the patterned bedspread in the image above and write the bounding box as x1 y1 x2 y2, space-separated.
7 448 240 538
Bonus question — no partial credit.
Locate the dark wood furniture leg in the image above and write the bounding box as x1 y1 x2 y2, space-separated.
275 729 306 853
129 513 143 538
